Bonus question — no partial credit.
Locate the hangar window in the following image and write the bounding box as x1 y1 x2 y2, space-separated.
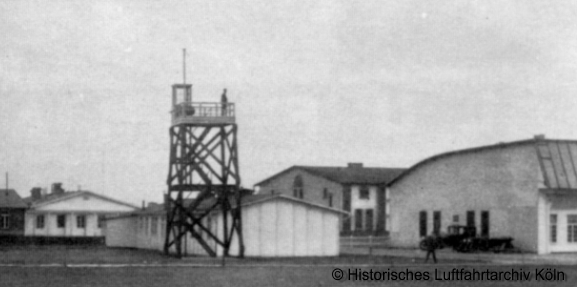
481 211 489 237
293 175 304 199
433 211 441 235
567 215 577 243
359 186 370 199
323 188 328 199
419 211 427 237
550 214 557 243
466 211 475 227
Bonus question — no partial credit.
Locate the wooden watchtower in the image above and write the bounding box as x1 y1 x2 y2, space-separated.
164 83 244 258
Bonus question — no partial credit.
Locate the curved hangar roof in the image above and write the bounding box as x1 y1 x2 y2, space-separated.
388 136 577 190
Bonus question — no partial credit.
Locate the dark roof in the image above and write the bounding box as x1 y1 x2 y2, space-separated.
0 189 27 208
388 137 577 190
254 165 406 187
24 190 139 209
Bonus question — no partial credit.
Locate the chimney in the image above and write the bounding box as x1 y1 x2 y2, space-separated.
534 134 545 140
347 163 364 169
51 183 64 195
30 187 42 200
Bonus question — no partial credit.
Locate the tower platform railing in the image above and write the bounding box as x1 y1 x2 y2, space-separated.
171 102 235 125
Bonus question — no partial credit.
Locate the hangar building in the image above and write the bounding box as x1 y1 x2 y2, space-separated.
388 135 577 254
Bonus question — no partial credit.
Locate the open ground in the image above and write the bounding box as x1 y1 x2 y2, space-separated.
0 245 575 287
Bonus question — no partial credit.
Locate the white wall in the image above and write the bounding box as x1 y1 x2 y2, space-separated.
389 144 542 252
105 197 342 257
25 193 137 237
106 216 137 248
350 185 378 231
25 212 108 237
547 193 577 253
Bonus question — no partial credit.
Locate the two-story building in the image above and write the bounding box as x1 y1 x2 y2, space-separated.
254 163 405 236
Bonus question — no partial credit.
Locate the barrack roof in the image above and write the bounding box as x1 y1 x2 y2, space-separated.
0 189 27 208
254 165 406 187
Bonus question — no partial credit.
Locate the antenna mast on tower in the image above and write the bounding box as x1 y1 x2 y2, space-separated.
182 48 186 84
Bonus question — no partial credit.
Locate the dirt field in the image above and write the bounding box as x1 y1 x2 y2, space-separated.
0 246 574 287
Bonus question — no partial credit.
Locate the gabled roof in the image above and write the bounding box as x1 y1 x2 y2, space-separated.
109 194 347 220
388 137 577 190
24 190 139 209
254 165 406 187
0 189 27 208
241 194 348 214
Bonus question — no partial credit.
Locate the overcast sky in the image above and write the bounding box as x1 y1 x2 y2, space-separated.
2 1 577 205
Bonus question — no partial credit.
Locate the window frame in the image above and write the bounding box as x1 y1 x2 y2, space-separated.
97 215 106 229
365 209 374 232
36 214 45 229
433 211 441 235
354 209 363 231
419 210 427 237
359 186 370 200
567 214 577 243
57 214 66 228
550 214 557 243
0 214 9 229
77 215 86 229
293 175 304 199
481 210 489 237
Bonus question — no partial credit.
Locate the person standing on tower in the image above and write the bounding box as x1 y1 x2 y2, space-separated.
221 88 228 116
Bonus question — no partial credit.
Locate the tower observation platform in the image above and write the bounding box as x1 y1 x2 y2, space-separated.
171 84 235 126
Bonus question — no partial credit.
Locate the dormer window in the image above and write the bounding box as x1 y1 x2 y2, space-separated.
293 175 304 199
359 186 370 199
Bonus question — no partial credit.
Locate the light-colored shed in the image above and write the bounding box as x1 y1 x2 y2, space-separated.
105 194 345 257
